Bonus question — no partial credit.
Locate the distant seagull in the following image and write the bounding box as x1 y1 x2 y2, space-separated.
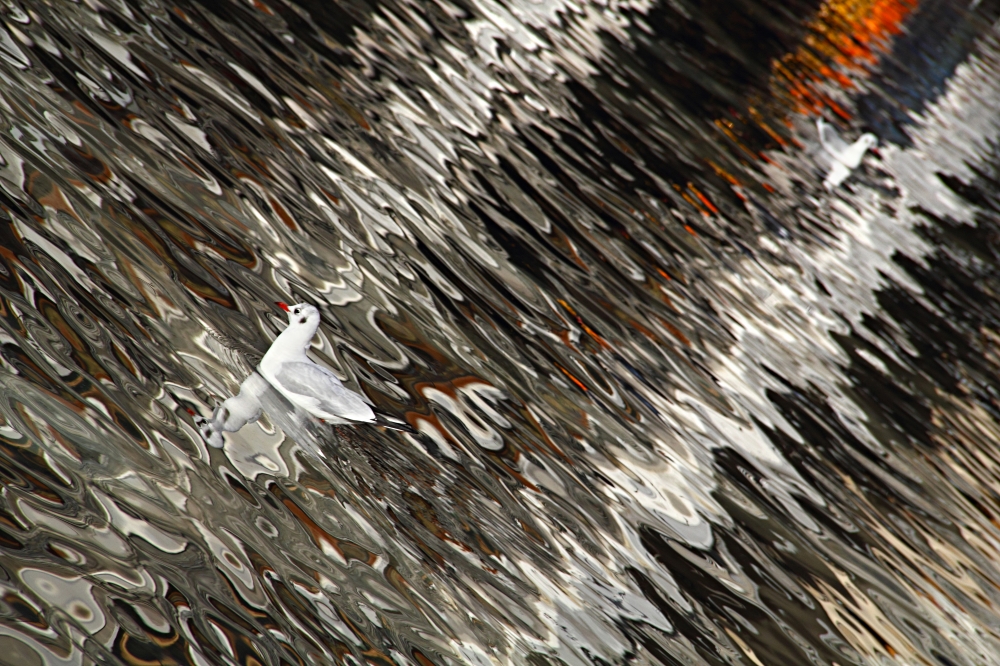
817 118 878 190
259 302 379 424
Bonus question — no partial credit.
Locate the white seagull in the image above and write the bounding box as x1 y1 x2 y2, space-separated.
817 118 878 190
258 302 378 424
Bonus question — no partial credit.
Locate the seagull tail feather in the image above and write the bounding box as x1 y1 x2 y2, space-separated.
373 413 417 433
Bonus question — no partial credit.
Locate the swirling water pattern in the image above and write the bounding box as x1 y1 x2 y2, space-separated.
0 0 998 664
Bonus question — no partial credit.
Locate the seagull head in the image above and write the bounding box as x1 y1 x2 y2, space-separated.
277 302 321 329
273 302 322 355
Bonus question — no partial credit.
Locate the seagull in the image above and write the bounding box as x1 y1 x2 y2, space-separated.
193 302 414 446
259 302 379 425
817 118 878 190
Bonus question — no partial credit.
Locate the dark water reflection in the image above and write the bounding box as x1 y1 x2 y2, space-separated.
0 0 999 663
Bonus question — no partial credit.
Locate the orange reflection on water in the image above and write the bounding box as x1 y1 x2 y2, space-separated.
773 0 919 116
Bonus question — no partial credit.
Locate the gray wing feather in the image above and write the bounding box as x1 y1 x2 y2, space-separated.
276 361 343 395
275 362 374 420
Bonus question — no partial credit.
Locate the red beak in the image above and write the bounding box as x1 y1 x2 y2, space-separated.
276 302 289 312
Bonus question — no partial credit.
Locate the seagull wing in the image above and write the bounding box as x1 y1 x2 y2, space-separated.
817 118 850 157
275 361 376 422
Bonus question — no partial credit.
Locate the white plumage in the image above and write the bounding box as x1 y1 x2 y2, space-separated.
258 302 377 424
193 302 415 449
817 118 878 190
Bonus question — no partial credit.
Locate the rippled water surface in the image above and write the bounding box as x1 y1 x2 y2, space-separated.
3 0 1000 663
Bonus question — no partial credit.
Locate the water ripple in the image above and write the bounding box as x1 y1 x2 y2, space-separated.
0 0 996 664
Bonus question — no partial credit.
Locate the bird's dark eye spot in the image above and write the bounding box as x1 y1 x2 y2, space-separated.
294 309 300 314
299 317 307 324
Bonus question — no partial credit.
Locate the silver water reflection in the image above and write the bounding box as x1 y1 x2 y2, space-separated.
0 0 998 664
